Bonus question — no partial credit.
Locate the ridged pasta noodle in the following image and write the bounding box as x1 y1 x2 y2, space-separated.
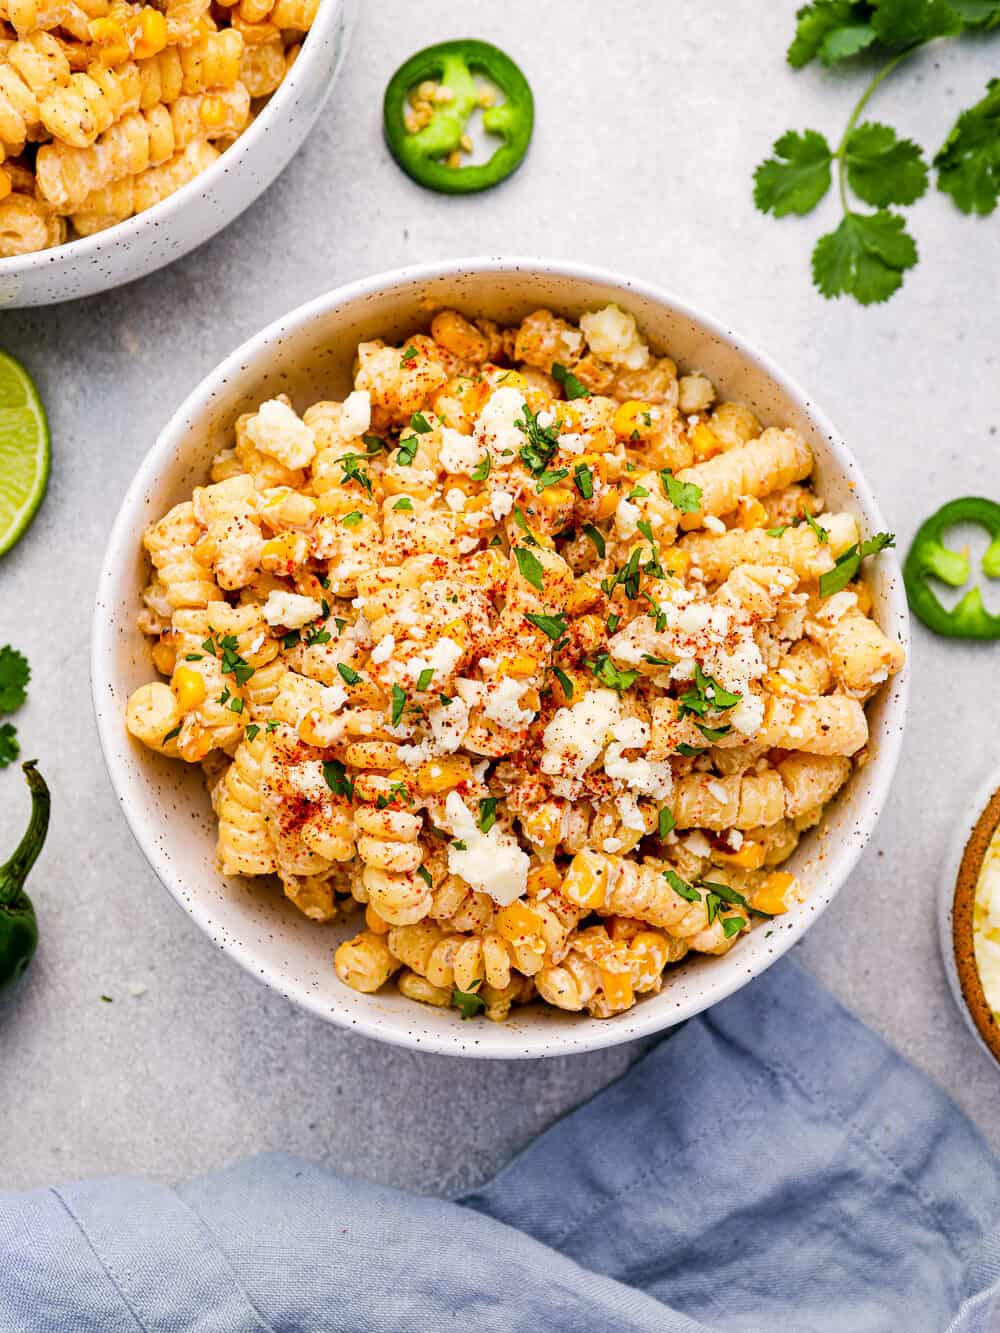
125 302 904 1020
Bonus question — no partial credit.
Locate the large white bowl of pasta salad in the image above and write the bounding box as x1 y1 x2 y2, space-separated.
0 0 353 307
92 258 909 1057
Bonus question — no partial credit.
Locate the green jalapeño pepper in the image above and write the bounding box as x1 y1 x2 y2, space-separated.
383 40 534 194
0 762 49 992
903 497 1000 638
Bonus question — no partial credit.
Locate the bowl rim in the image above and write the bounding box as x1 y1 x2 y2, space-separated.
941 767 1000 1066
91 255 911 1058
0 0 346 277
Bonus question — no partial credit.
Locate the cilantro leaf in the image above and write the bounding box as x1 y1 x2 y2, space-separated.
819 531 895 598
934 78 1000 215
845 122 928 206
812 210 918 304
0 722 18 767
871 0 963 47
409 412 433 434
452 979 487 1019
552 665 574 699
582 524 606 558
664 869 701 903
658 807 675 839
514 545 545 591
0 645 30 714
477 797 498 833
470 454 491 481
391 684 406 727
525 612 568 640
660 470 702 514
722 916 748 939
590 652 638 692
573 462 594 500
551 362 590 399
754 130 833 216
787 1 877 68
322 759 354 801
948 0 1000 25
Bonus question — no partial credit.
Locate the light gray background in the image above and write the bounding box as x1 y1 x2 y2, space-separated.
1 1 998 1194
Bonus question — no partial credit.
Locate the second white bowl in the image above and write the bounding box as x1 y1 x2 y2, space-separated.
92 257 910 1057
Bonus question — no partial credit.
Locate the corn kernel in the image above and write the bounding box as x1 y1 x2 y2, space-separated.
261 532 309 569
520 805 563 848
714 840 766 870
172 665 206 712
298 710 341 748
497 370 529 392
598 966 634 1010
566 577 601 616
753 872 799 916
496 899 544 944
691 422 723 461
659 548 690 578
497 653 538 680
88 16 129 62
613 401 654 440
527 862 562 895
765 669 812 700
562 849 608 910
130 7 167 57
737 496 768 529
594 489 618 520
627 931 671 989
415 755 472 794
199 94 228 128
537 485 572 509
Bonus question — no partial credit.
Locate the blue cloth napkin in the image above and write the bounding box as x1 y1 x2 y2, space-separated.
3 957 1000 1333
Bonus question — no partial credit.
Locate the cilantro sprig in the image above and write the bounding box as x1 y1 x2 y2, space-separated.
754 2 1000 304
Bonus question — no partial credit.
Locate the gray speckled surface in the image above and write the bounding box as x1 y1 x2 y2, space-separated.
1 1 999 1194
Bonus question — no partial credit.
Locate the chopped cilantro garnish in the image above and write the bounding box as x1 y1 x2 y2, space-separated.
452 978 486 1019
184 653 203 662
696 722 732 741
391 684 406 726
819 531 895 598
161 724 181 745
417 865 433 887
322 759 354 801
590 651 638 692
516 404 561 476
245 724 261 742
228 696 244 714
552 665 574 699
363 433 387 454
514 545 545 591
338 454 372 493
723 916 747 938
627 485 650 501
573 462 594 500
400 346 418 365
536 467 569 492
282 630 301 650
525 612 568 640
416 668 434 691
637 518 655 544
392 497 414 511
409 411 433 434
660 469 702 514
471 453 491 481
664 869 701 902
337 663 362 686
478 797 498 833
658 807 675 838
305 625 332 647
583 524 606 558
396 436 420 466
0 645 29 714
799 510 829 543
767 525 787 537
676 742 706 756
551 362 590 399
513 507 539 545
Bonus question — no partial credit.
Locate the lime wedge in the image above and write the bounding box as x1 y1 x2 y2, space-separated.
0 351 49 558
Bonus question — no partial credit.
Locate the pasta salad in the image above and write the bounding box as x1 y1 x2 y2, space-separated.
125 303 904 1022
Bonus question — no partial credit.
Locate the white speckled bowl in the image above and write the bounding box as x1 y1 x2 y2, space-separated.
0 0 353 308
92 258 910 1057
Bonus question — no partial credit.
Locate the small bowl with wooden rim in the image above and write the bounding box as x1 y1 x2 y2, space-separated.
940 771 1000 1063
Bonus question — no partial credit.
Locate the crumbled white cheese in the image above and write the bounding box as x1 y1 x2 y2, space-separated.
428 696 470 754
397 742 432 767
727 829 744 850
287 760 333 801
261 591 323 629
439 428 482 475
445 488 467 513
370 634 395 665
729 692 765 736
603 837 623 853
444 791 529 906
579 304 650 371
615 497 640 539
489 489 515 521
702 514 726 534
341 390 372 440
484 677 535 730
616 794 646 831
541 688 621 780
454 677 485 706
684 831 713 858
557 432 586 455
405 636 463 686
245 399 316 469
475 386 528 456
604 717 673 799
